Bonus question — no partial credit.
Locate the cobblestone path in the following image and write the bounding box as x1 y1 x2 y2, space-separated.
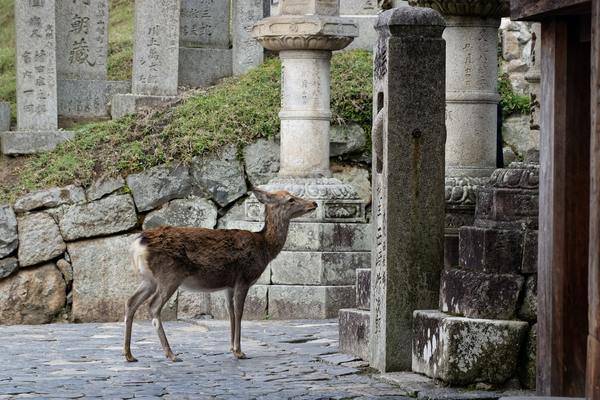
0 320 410 399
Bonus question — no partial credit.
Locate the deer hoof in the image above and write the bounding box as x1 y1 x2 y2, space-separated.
233 351 247 359
124 354 138 363
167 353 183 362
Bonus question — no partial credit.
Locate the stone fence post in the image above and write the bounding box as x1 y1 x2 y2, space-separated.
369 6 446 372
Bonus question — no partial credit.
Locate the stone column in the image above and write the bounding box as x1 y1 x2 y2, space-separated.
178 0 233 87
525 23 541 160
1 0 74 155
233 0 269 76
368 6 446 372
112 0 180 119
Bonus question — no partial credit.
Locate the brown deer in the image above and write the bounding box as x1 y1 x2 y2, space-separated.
123 189 317 362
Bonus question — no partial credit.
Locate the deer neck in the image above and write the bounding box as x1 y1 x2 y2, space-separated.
262 205 291 260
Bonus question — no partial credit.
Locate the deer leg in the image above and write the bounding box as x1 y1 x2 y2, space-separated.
232 284 249 359
149 283 181 362
123 279 156 362
225 288 235 352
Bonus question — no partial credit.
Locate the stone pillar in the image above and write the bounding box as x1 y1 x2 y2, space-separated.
233 0 269 75
367 6 446 372
1 0 74 155
112 0 180 119
178 0 232 87
525 23 541 160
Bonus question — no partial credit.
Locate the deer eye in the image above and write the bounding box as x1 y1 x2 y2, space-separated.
287 198 295 203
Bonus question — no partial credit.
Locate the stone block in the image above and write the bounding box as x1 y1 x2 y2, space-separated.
331 164 372 205
1 131 74 155
14 185 85 213
56 258 73 285
339 308 370 361
233 0 266 75
143 197 217 230
243 138 280 187
0 101 10 132
217 200 264 232
58 80 131 119
111 94 178 119
190 145 247 207
459 226 523 274
0 206 18 259
518 275 537 322
58 194 138 241
86 176 126 201
180 0 230 48
56 0 109 80
0 263 66 325
270 251 370 285
356 268 371 310
330 124 367 156
0 258 18 280
412 310 528 385
439 269 524 320
344 15 378 50
284 222 371 252
179 47 233 88
340 0 378 14
521 230 538 274
268 285 355 319
178 285 268 320
177 289 211 319
126 164 191 212
475 188 539 229
69 234 177 322
17 212 66 267
520 324 536 389
280 0 340 16
132 0 180 96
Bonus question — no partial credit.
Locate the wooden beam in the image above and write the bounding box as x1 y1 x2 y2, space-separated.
511 0 590 20
587 1 600 398
538 17 591 397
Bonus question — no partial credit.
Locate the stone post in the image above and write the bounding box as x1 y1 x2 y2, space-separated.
233 0 269 76
525 23 541 160
1 0 74 155
368 6 446 372
112 0 180 119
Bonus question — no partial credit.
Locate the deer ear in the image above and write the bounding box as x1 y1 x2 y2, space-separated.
253 189 272 204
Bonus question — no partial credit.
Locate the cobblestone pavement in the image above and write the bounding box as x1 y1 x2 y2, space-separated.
0 319 411 399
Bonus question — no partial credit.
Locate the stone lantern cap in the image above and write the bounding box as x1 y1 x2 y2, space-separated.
280 0 340 16
408 0 510 18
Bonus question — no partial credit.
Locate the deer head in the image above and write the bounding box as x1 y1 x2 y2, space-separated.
253 188 317 219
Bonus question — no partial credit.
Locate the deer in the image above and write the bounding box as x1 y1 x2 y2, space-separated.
123 189 317 362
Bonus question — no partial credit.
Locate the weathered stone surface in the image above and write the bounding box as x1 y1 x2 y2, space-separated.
521 230 538 274
243 138 280 187
502 115 535 158
339 308 370 361
191 145 247 207
178 285 268 320
284 222 372 252
58 80 131 119
86 175 126 201
269 285 355 319
14 185 85 213
1 131 75 156
180 0 230 48
520 324 536 389
412 310 528 385
58 194 137 241
179 47 233 88
0 263 66 325
177 289 211 320
0 258 18 280
0 101 10 131
439 269 524 320
217 200 263 232
356 268 371 310
127 164 191 212
475 188 539 229
330 124 367 157
518 275 537 321
280 0 340 15
56 258 73 285
331 164 371 205
459 226 523 274
345 15 379 51
270 251 370 285
69 234 176 322
111 94 178 119
18 212 66 267
143 197 217 230
233 0 266 75
0 206 18 258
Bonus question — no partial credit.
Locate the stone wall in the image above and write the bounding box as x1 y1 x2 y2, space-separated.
0 126 371 326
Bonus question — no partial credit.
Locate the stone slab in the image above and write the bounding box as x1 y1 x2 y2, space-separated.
439 268 524 320
132 0 180 96
459 226 523 274
338 308 370 361
243 138 280 186
0 101 10 131
1 130 74 155
521 230 538 274
412 310 528 385
142 197 217 230
111 94 178 119
356 268 370 310
269 285 355 319
86 176 126 201
180 0 230 48
0 257 18 280
475 188 539 229
56 0 109 80
126 163 191 212
69 234 177 322
344 15 378 51
13 185 85 213
340 0 378 14
280 0 340 16
58 80 131 118
270 251 370 285
17 212 66 267
0 205 18 259
233 0 266 75
179 47 233 88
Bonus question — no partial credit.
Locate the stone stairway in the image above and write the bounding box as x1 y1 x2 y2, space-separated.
338 267 372 362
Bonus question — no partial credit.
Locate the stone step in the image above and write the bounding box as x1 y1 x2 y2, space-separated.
439 268 525 320
475 188 538 230
412 310 529 385
355 268 371 310
458 226 523 274
338 308 370 362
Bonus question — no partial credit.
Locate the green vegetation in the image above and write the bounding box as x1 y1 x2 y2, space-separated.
498 72 531 117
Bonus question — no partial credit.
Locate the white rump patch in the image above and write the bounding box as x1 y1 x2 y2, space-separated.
130 237 151 279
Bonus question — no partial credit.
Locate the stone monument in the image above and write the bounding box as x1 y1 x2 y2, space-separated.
525 23 541 159
233 0 269 75
409 0 510 268
178 0 232 87
55 0 130 119
1 0 74 155
112 0 180 119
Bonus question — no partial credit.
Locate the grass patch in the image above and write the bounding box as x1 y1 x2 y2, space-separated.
498 73 530 117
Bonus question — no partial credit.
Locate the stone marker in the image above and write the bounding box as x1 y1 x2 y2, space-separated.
0 102 10 132
112 0 181 118
368 6 446 372
2 0 74 155
233 0 267 75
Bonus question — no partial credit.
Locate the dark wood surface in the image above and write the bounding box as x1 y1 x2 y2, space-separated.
510 0 591 20
538 17 591 397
